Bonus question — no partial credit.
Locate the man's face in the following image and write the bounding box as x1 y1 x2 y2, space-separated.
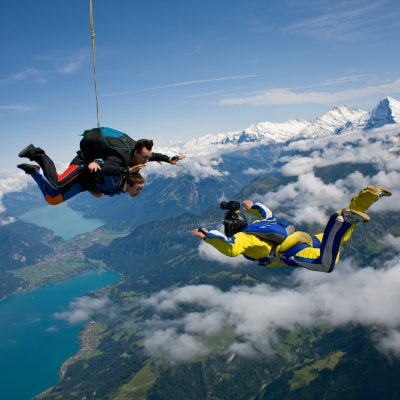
126 183 144 198
133 147 152 165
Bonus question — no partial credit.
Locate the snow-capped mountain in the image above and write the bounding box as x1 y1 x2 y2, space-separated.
184 119 310 147
299 105 367 138
180 102 382 149
365 96 400 129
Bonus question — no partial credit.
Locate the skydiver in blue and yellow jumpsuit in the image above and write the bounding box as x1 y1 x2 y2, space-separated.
192 186 392 273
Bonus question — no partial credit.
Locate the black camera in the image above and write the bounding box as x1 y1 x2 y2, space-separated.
220 200 241 212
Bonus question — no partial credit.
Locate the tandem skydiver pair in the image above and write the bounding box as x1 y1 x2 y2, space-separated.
18 127 185 205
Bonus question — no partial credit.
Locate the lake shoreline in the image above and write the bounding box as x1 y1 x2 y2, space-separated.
0 203 128 399
0 270 122 399
2 223 129 303
35 320 109 399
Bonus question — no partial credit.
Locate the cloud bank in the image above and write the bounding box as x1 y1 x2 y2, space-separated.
143 147 231 182
245 125 400 225
142 255 400 363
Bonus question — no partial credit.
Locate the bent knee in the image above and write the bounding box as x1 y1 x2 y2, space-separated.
44 194 64 205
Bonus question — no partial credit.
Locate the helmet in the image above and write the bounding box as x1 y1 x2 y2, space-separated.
223 211 248 237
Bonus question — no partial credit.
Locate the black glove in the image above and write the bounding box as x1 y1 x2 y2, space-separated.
198 227 209 236
170 155 181 163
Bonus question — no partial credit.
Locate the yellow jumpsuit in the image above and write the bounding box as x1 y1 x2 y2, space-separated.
204 187 381 273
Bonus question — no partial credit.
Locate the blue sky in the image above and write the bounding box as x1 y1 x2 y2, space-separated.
2 0 400 171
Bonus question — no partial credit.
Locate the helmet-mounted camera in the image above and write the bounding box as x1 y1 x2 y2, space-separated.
220 200 241 212
220 200 248 237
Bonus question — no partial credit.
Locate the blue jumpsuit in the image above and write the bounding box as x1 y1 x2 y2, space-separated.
30 171 124 205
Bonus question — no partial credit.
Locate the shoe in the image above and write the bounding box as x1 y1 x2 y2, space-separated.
17 163 40 175
366 185 392 198
342 208 370 224
18 144 37 159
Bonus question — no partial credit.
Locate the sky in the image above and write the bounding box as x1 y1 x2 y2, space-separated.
2 0 400 171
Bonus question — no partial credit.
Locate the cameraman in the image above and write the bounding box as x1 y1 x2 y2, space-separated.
192 186 391 273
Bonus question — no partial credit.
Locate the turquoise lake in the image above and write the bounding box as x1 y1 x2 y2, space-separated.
0 204 119 399
19 203 104 240
0 270 120 400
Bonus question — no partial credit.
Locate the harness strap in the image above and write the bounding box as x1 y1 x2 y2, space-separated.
281 243 309 266
258 243 281 266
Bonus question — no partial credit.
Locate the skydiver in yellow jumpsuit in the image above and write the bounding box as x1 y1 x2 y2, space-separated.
192 186 392 273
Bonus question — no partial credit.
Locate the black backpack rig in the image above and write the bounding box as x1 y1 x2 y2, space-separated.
80 127 136 167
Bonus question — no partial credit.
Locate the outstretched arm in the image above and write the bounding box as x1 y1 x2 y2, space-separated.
150 153 185 164
192 229 248 257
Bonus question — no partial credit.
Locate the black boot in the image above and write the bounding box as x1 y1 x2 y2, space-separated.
18 144 45 160
17 163 40 175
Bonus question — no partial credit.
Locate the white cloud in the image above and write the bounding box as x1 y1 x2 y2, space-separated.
218 79 400 106
283 125 400 176
55 51 88 74
283 1 396 42
143 328 210 363
228 342 257 358
0 171 31 214
1 67 41 84
54 296 113 325
1 49 88 87
144 148 230 182
243 167 271 175
0 162 71 217
142 256 400 363
378 330 400 357
280 155 319 176
104 75 261 97
143 284 221 313
251 172 352 225
320 74 378 87
184 310 226 335
0 216 16 225
187 87 248 99
0 104 34 111
382 234 400 251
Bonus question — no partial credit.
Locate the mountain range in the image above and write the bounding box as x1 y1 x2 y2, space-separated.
174 96 400 148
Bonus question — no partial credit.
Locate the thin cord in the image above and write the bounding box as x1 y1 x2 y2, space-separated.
90 0 100 128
